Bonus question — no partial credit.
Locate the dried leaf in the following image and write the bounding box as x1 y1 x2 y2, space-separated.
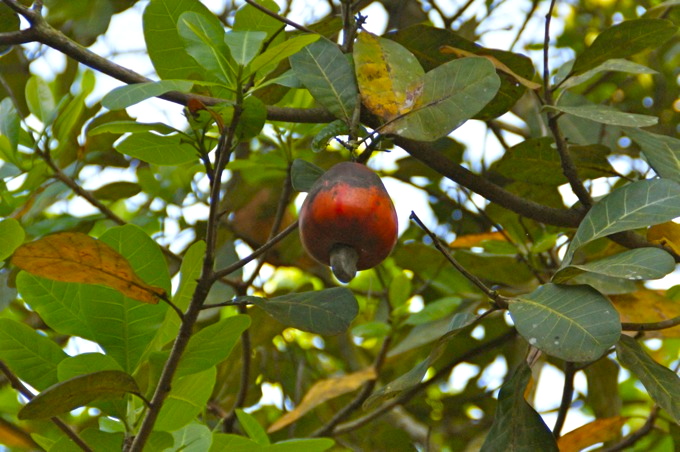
647 221 680 254
449 231 508 248
267 368 376 432
11 232 165 304
440 45 542 90
557 416 627 452
611 288 680 337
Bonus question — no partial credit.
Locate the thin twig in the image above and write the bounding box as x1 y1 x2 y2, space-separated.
0 361 93 452
510 0 540 50
410 211 510 309
331 330 516 436
244 0 315 33
621 315 680 332
552 361 575 438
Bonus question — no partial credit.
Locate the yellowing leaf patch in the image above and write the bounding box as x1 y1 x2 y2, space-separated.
11 232 166 304
647 221 680 254
267 367 376 432
449 231 508 248
557 416 627 452
611 288 680 338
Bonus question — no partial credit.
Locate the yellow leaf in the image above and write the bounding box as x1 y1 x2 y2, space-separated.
354 32 424 120
557 417 627 452
449 231 508 248
647 221 680 254
0 418 37 449
611 289 680 338
440 45 542 90
11 232 165 304
267 367 376 432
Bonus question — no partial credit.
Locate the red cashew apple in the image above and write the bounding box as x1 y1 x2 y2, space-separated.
299 162 398 282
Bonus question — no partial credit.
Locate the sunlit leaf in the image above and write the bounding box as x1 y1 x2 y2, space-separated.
115 131 197 165
562 179 680 265
247 287 358 335
178 11 235 85
156 367 216 432
290 38 358 124
384 57 500 141
175 315 250 378
249 34 320 77
561 59 656 89
616 335 680 423
571 19 677 75
354 32 425 120
18 370 140 420
0 318 67 391
25 75 55 124
88 120 178 136
0 218 24 261
611 289 680 338
557 417 627 452
405 297 461 325
268 368 376 432
510 284 621 362
449 232 507 248
553 248 675 283
545 104 657 127
12 232 166 304
172 423 212 452
236 409 269 445
481 362 558 451
102 80 193 110
224 30 266 67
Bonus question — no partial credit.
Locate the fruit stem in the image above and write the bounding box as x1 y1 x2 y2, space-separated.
330 244 359 283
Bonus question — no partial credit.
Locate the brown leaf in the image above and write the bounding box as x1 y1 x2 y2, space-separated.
449 231 508 248
440 45 542 90
267 367 376 432
557 416 627 452
611 288 680 338
647 221 680 254
11 232 165 304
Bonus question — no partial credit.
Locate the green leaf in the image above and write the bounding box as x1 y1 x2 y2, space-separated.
351 321 392 339
0 217 24 260
249 34 320 78
311 120 349 153
238 96 267 139
57 353 123 381
175 315 250 378
210 433 261 452
624 128 680 184
236 409 270 445
384 57 500 141
405 297 462 325
25 76 56 124
16 225 170 373
143 0 214 80
233 0 283 39
18 370 140 420
156 367 216 432
616 335 680 423
490 138 613 186
553 248 676 283
562 179 680 265
88 120 178 136
115 131 197 165
0 318 68 391
480 362 558 452
248 287 359 335
102 80 193 110
561 58 657 89
173 423 213 452
178 11 235 86
545 104 658 127
510 284 621 362
91 181 142 201
571 19 677 75
225 30 267 67
0 97 20 152
268 439 335 451
291 158 325 191
290 38 359 124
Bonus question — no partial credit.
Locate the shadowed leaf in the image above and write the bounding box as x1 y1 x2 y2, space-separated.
18 370 139 420
616 335 680 423
12 232 166 304
246 287 358 335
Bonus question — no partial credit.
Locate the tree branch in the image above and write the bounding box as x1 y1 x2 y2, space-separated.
621 315 680 332
553 361 575 438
